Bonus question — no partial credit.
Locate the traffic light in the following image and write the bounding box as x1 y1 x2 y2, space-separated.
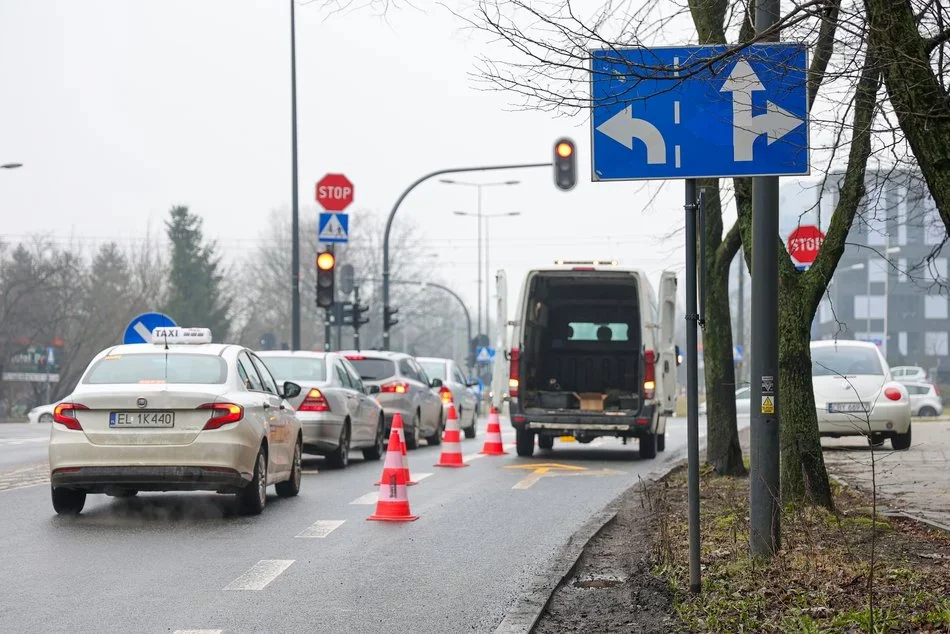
316 248 336 309
553 137 576 191
384 306 399 330
351 302 370 327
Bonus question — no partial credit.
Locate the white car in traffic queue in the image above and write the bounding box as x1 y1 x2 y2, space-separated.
48 328 304 516
811 340 912 450
417 356 479 438
256 351 386 468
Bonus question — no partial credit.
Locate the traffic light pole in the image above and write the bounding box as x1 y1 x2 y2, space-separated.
289 0 301 351
381 162 550 350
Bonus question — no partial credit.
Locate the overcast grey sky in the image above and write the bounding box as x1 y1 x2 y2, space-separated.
0 0 710 317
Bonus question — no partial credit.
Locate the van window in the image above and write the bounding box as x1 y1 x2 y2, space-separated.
567 322 629 342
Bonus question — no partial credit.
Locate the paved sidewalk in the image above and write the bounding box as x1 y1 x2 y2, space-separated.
822 420 950 530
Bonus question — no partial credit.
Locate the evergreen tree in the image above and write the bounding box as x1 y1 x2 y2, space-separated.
162 206 231 340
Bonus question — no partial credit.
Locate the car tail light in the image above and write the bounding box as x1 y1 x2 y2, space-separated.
380 382 409 394
643 350 656 399
345 355 365 360
884 387 903 401
53 403 88 431
439 385 453 404
298 388 330 412
933 384 940 396
198 403 244 430
509 348 521 399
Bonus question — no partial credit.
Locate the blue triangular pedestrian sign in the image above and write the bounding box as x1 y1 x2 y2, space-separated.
319 212 349 243
476 346 495 363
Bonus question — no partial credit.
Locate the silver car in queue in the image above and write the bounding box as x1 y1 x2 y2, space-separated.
416 356 480 439
256 351 385 469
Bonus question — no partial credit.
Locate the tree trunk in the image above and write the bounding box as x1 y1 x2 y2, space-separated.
778 271 834 508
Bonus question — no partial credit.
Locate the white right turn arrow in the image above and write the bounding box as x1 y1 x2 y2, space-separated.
719 58 804 162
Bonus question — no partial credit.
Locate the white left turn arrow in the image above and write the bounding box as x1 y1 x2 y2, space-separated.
596 106 667 164
719 58 804 162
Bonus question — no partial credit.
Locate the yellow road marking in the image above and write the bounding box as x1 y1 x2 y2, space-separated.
503 463 588 471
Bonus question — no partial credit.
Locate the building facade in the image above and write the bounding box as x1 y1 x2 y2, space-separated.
782 171 950 381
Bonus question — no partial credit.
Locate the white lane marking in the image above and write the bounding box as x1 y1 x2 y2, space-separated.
224 559 294 591
675 145 681 168
296 519 345 538
350 491 379 505
412 472 433 482
0 437 47 446
462 453 486 463
133 321 152 341
674 101 680 124
173 630 223 634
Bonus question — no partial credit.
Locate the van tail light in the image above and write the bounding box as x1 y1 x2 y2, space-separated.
509 348 521 399
298 388 330 412
53 403 88 431
380 382 409 394
643 350 656 399
439 385 453 404
884 387 903 402
198 403 244 430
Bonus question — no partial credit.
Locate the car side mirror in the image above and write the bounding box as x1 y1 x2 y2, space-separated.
430 378 443 388
366 385 381 395
281 381 302 399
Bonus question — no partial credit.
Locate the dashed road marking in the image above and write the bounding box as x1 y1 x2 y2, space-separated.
296 519 345 538
0 437 47 447
173 630 223 634
224 560 294 591
349 491 378 505
462 453 486 463
412 472 433 482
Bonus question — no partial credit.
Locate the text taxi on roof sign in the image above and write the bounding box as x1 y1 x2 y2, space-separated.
150 327 213 344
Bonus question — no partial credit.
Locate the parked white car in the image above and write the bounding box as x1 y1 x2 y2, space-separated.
28 403 56 423
903 382 943 417
891 366 928 383
699 387 750 416
811 340 912 450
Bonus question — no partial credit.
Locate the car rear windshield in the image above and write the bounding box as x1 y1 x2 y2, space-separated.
347 358 396 381
811 346 883 377
260 357 326 383
83 354 228 384
418 361 447 381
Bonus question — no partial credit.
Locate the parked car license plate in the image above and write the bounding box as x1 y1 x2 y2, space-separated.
109 411 175 428
827 402 868 414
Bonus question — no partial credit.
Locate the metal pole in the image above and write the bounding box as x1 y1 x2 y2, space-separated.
737 250 745 382
354 286 361 351
476 186 483 337
324 309 331 352
866 261 871 338
484 209 492 345
883 237 889 359
289 0 301 351
749 0 782 560
684 179 702 593
381 162 549 350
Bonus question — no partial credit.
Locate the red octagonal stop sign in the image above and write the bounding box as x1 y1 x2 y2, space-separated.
787 225 825 266
315 173 354 212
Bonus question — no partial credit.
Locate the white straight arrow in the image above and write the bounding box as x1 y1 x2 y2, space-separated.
719 58 804 162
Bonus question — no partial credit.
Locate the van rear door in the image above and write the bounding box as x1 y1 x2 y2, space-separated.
490 268 508 411
657 270 678 415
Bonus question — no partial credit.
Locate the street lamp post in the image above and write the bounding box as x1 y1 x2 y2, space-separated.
289 0 301 351
453 209 521 343
441 179 521 341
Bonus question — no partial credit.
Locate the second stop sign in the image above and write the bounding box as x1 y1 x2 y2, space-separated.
315 174 354 212
787 225 825 266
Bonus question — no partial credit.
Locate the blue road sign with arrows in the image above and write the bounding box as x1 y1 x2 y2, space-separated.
318 212 349 243
590 43 809 181
123 312 177 344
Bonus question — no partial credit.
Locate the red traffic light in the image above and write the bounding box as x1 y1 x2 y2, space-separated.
316 251 336 271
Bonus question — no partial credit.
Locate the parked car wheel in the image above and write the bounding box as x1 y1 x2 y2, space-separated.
362 415 385 460
917 406 939 417
516 428 535 457
891 423 912 451
276 439 302 498
326 422 351 469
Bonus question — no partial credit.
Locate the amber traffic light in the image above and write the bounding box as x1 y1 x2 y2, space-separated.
316 249 336 308
553 137 576 191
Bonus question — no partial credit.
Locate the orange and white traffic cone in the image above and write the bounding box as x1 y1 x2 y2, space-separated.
368 427 418 522
480 405 508 455
377 413 417 486
434 405 468 468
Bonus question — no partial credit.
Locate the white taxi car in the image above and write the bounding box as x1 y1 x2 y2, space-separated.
49 328 303 516
812 340 912 450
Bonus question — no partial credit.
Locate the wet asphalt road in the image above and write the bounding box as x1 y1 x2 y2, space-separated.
0 416 702 633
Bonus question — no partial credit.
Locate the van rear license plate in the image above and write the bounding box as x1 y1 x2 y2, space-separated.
109 412 175 428
559 436 576 442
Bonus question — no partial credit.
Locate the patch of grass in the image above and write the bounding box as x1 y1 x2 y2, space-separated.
651 465 950 633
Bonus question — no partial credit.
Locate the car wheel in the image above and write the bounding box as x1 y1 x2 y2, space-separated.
516 428 535 457
658 432 666 452
239 445 268 516
405 413 421 450
868 433 886 448
276 438 302 498
538 434 554 450
917 406 938 417
639 432 658 459
461 407 477 439
38 413 53 423
51 487 86 515
891 423 912 451
327 422 351 469
429 412 444 446
362 415 385 460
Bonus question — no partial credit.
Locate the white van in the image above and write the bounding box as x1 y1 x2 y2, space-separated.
492 264 678 459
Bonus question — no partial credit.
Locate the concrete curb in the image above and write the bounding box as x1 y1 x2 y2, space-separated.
828 473 950 534
494 441 694 634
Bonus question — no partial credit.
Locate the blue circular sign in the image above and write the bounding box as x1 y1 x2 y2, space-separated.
123 312 177 344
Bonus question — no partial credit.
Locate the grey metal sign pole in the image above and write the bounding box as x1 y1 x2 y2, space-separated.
684 179 701 593
749 0 782 557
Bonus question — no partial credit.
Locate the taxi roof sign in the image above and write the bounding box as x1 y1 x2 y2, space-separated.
150 327 213 344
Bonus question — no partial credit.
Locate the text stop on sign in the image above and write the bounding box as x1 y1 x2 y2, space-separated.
315 174 354 212
787 225 825 265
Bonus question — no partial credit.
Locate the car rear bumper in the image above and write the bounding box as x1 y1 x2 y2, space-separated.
817 402 911 436
50 465 247 493
296 413 344 454
382 407 415 434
